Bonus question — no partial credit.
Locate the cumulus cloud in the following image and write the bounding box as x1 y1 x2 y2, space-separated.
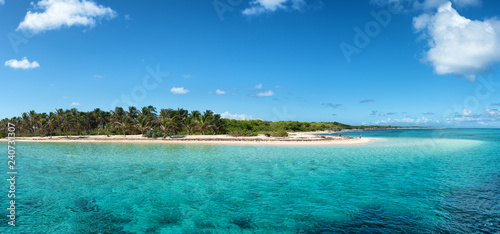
17 0 116 34
413 1 500 80
242 0 306 16
256 90 275 97
445 106 500 126
463 108 472 116
215 89 226 95
4 57 40 69
254 83 263 89
71 102 80 106
220 111 255 120
170 87 189 94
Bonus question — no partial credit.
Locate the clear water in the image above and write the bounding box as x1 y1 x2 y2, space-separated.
0 129 499 233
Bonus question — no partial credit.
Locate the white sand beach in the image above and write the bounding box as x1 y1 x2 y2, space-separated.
0 131 376 146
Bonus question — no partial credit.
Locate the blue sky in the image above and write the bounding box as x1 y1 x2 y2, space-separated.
1 0 500 127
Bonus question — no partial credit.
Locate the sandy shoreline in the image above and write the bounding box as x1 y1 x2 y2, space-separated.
0 131 377 146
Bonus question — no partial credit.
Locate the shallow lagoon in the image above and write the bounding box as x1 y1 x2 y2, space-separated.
1 129 499 233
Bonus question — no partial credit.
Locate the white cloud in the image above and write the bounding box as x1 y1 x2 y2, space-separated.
0 0 5 5
170 87 189 94
4 57 40 69
242 0 306 16
182 74 192 79
374 116 439 125
71 102 80 106
256 90 275 97
463 108 472 116
254 83 263 89
220 111 255 120
371 0 481 10
444 106 500 126
215 89 226 95
93 74 103 78
413 0 481 9
413 1 500 80
17 0 116 34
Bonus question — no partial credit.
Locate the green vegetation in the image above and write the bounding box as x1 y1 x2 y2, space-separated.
272 129 289 137
0 106 432 138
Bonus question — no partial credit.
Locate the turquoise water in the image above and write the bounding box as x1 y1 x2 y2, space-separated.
0 129 499 233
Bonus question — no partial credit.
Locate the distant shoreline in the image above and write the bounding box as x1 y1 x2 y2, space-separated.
0 131 377 146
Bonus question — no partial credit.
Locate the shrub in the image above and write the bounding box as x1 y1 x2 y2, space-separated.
229 130 258 137
272 130 288 137
144 129 164 138
0 131 7 138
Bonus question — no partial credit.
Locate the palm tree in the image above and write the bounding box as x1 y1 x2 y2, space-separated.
21 112 30 136
28 110 38 135
54 109 65 135
212 113 224 135
191 110 201 119
67 108 81 136
135 114 152 135
4 106 242 137
46 113 56 138
159 109 180 138
62 110 75 137
93 108 103 134
94 108 111 135
75 113 86 136
183 115 197 135
112 107 130 136
197 110 216 135
128 106 139 119
37 113 48 136
177 108 188 120
0 118 8 137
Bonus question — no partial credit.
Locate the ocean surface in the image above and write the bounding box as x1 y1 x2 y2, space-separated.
0 129 499 233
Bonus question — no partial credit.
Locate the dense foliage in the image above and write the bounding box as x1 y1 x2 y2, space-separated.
0 106 428 138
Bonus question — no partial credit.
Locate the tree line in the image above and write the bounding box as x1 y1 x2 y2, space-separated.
0 106 225 138
0 106 424 138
